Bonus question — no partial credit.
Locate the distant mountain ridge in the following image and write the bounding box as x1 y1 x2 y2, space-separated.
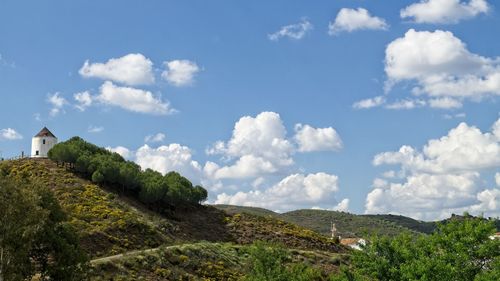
214 204 499 238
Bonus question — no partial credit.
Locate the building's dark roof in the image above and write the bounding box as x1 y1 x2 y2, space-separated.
34 127 56 138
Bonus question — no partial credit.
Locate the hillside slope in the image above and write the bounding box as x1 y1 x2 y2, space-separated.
0 159 173 258
214 205 429 237
0 159 347 270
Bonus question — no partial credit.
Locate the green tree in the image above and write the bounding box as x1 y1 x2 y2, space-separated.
341 216 500 281
0 179 88 281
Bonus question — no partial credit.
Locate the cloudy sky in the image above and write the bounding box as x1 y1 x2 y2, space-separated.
1 0 499 220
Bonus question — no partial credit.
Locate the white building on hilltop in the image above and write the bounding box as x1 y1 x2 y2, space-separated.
31 127 57 158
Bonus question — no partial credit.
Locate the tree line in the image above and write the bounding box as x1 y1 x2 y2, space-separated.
48 137 208 208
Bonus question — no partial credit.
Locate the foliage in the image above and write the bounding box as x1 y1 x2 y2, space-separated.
48 137 208 206
336 216 500 281
0 178 88 280
244 241 324 281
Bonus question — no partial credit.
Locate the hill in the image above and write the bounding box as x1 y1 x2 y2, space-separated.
214 205 422 237
0 158 348 279
214 204 500 238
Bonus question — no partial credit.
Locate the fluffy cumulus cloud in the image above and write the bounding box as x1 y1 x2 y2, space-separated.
79 53 154 85
107 111 345 211
74 91 93 111
401 0 490 24
385 29 500 103
215 173 346 212
97 81 176 115
0 128 23 140
47 92 67 117
161 60 200 87
329 8 389 35
106 146 132 159
207 112 295 179
294 124 342 152
373 121 500 173
366 117 500 220
145 133 166 143
135 144 203 183
268 19 313 41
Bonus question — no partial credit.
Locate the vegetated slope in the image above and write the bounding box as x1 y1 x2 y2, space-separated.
282 209 418 238
227 213 346 253
0 159 346 257
89 242 347 281
363 214 437 234
215 205 500 238
214 204 279 218
0 159 173 258
214 205 421 237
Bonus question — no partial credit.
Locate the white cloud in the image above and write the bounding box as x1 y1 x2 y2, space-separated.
0 128 23 140
88 125 104 133
79 53 154 85
385 29 500 102
145 133 166 143
353 96 386 109
106 146 131 159
161 60 200 87
74 91 93 111
385 99 426 110
495 172 500 187
47 92 67 117
329 8 389 35
373 120 500 174
268 19 313 41
135 144 203 183
366 172 484 220
97 81 176 115
207 112 294 180
294 124 343 152
332 198 350 212
215 173 341 211
401 0 490 24
213 155 280 179
367 117 500 220
429 97 463 109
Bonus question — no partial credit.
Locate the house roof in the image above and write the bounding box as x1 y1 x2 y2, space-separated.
34 127 56 138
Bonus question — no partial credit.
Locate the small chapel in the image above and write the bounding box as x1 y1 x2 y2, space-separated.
31 127 58 158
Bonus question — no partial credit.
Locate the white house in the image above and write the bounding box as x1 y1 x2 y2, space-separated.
31 127 57 158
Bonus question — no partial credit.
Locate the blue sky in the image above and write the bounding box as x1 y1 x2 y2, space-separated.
1 0 499 220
